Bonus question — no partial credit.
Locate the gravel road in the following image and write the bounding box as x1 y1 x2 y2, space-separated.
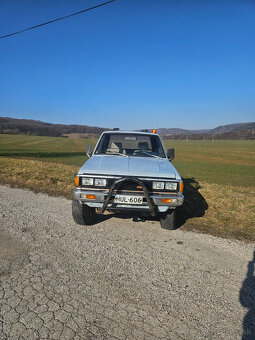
0 185 254 340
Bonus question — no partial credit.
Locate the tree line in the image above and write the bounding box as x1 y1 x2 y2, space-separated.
162 130 255 140
0 117 107 137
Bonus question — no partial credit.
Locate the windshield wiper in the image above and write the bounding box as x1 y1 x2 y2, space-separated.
138 151 162 159
106 151 128 157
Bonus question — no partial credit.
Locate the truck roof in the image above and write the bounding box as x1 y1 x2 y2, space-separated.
102 130 159 136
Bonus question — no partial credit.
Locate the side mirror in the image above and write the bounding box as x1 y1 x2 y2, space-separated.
86 144 92 158
167 148 175 161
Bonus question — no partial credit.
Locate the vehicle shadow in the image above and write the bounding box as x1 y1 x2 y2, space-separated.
240 251 255 340
94 211 152 225
176 178 208 228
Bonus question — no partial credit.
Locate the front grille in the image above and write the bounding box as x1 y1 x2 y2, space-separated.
118 181 138 190
109 179 152 193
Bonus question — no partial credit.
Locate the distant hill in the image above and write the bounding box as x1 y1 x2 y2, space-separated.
0 117 108 137
156 122 255 140
157 128 210 135
157 122 255 140
210 122 255 134
158 123 255 135
0 117 254 139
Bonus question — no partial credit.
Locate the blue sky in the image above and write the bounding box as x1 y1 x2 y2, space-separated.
0 0 254 130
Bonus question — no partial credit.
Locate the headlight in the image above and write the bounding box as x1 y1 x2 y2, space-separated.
152 181 164 190
94 178 107 187
82 177 94 186
165 182 177 190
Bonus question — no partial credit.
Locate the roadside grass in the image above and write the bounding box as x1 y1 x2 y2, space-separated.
0 157 76 199
0 134 255 241
179 179 255 241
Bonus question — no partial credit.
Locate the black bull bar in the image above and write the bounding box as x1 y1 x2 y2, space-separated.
99 177 157 217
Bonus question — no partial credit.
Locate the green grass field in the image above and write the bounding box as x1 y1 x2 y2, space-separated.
1 134 254 187
0 134 95 166
0 134 254 240
167 139 255 187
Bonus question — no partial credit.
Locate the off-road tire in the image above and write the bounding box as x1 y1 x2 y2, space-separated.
72 200 96 225
160 209 176 230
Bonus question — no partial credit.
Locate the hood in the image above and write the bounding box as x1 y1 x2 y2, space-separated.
78 155 181 179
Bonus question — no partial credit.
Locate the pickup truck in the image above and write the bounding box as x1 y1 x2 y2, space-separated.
72 130 184 229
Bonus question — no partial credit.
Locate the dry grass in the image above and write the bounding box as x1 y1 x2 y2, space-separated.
180 181 255 241
0 157 78 199
0 156 254 241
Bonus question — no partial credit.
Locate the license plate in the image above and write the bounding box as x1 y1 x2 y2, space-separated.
114 195 143 205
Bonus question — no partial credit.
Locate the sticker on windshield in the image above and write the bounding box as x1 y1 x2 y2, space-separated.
125 137 136 140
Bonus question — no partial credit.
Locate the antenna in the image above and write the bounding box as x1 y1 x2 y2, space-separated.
156 121 163 140
156 121 168 155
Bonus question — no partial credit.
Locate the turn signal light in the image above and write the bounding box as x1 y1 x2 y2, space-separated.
161 198 171 203
179 182 184 193
75 176 80 186
86 194 96 200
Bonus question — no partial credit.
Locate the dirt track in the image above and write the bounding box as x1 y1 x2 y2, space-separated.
0 185 254 339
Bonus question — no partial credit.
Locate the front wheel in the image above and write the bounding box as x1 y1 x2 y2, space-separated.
160 209 176 230
72 200 97 225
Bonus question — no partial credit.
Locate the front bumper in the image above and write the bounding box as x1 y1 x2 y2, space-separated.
74 177 184 214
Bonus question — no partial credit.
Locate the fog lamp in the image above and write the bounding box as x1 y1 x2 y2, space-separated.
86 194 96 200
161 198 171 203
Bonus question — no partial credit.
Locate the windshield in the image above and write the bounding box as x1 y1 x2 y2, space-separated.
95 133 166 158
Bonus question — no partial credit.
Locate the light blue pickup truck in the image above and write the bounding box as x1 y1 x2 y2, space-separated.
72 130 184 229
